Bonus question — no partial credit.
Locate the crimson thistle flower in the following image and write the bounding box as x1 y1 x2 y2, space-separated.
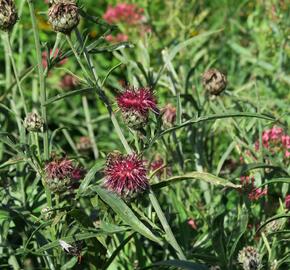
117 87 158 129
104 152 149 196
44 157 84 193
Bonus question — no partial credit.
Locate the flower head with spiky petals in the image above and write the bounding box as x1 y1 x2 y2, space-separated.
44 157 84 193
104 152 149 196
116 87 158 129
117 87 158 114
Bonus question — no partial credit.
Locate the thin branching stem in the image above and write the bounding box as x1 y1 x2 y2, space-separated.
26 0 52 208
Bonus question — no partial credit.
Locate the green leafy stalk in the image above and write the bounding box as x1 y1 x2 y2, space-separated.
26 0 52 207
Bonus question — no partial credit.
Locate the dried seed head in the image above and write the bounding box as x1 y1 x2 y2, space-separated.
0 0 18 31
238 246 262 270
48 0 79 34
41 207 54 221
24 112 44 132
104 153 149 197
265 219 283 234
202 68 227 95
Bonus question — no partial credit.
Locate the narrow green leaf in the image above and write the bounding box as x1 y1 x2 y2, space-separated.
38 232 111 252
150 112 275 145
229 205 248 259
257 214 290 233
152 172 241 190
92 186 160 243
258 178 290 188
77 160 104 196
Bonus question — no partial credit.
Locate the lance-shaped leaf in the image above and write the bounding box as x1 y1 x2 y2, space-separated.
92 186 160 243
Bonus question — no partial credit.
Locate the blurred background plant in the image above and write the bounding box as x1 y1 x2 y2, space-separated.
0 0 289 269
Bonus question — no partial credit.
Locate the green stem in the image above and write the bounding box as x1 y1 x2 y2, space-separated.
66 35 93 81
82 96 99 159
66 35 99 159
27 0 51 208
72 29 132 154
27 0 49 160
149 189 186 260
3 31 28 114
44 32 62 77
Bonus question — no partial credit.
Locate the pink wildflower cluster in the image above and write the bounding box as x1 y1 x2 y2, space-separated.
103 3 144 25
240 176 267 201
105 33 129 43
255 126 290 159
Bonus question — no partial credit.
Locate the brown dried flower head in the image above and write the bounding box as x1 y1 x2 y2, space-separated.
24 112 44 132
0 0 18 31
202 68 227 95
48 0 80 34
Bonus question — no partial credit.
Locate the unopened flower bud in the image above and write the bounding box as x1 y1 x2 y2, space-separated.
24 112 44 132
238 246 261 270
76 136 91 152
202 68 227 95
121 110 148 130
48 0 80 34
0 0 18 31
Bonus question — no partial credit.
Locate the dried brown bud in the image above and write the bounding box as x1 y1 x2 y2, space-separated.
202 68 227 95
238 246 261 270
48 0 80 34
0 0 18 31
24 112 44 132
76 136 91 152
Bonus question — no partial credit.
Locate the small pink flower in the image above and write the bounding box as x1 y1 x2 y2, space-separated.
240 176 267 201
187 218 197 230
42 48 67 69
285 195 290 209
60 74 79 90
103 3 145 25
248 187 267 201
104 153 149 196
150 157 165 178
161 103 176 126
117 87 158 115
